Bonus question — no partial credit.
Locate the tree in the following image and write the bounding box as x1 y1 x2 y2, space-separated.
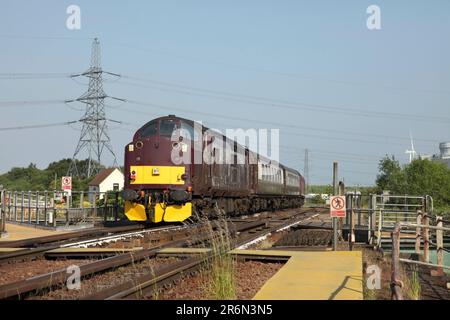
404 159 450 208
375 156 406 193
376 156 450 211
0 159 104 192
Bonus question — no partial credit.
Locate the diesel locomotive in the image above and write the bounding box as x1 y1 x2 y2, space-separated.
122 115 305 222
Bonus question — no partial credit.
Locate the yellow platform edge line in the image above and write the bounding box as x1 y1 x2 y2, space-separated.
248 250 363 300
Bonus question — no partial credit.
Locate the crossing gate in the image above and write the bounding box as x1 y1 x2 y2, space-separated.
372 194 433 248
373 194 432 230
342 193 432 246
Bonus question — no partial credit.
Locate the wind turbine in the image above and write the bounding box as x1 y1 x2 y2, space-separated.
405 131 417 163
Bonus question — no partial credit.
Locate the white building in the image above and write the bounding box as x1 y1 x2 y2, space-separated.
88 168 124 202
423 141 450 169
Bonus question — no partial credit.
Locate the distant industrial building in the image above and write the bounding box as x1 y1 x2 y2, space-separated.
422 142 450 169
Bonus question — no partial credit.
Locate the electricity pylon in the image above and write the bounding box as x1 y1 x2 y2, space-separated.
67 38 123 178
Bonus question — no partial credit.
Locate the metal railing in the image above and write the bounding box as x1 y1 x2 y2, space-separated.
390 212 450 299
1 190 124 227
0 189 5 234
341 193 432 246
373 195 432 248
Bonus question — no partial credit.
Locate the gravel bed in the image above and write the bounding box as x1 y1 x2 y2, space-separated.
0 258 93 285
33 257 181 300
157 261 284 300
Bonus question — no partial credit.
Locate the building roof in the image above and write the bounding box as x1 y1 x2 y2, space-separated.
89 168 122 186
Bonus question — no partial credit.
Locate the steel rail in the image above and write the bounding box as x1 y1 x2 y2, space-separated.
82 209 320 300
0 238 189 300
0 224 145 248
0 224 192 264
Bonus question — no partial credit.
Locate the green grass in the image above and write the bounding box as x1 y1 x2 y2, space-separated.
405 266 421 300
200 207 237 300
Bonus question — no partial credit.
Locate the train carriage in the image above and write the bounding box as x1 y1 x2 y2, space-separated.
123 115 305 223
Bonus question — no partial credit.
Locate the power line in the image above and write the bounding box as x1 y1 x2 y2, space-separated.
116 76 450 125
0 121 78 131
0 75 444 142
116 100 429 148
0 34 94 41
2 96 431 146
109 102 398 165
183 117 400 161
2 35 446 97
0 100 65 107
0 73 73 79
105 41 450 97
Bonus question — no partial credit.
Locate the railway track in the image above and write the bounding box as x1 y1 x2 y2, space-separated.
0 207 323 300
0 224 190 265
0 224 145 248
81 208 321 300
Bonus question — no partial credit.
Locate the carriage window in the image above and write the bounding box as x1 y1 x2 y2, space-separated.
140 122 157 137
160 119 178 137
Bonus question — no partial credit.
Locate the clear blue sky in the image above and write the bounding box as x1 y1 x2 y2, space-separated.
0 0 449 186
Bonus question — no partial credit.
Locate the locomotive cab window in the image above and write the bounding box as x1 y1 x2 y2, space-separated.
140 122 157 137
160 119 178 137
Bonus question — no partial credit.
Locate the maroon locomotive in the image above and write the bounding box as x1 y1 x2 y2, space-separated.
123 115 305 222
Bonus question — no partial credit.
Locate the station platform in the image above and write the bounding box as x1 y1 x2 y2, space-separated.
232 249 363 300
0 223 67 242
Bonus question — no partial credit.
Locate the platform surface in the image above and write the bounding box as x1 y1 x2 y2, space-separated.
232 249 363 300
0 223 67 242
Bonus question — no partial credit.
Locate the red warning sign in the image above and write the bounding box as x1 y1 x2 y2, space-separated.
61 176 72 191
330 196 346 218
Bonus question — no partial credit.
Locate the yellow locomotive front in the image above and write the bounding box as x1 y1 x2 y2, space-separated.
123 115 194 223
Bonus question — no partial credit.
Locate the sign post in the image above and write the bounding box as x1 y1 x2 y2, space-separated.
332 162 338 251
330 196 346 218
61 177 72 196
330 194 346 251
61 176 72 211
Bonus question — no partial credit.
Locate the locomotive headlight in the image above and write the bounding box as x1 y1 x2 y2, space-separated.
135 141 144 149
130 170 136 180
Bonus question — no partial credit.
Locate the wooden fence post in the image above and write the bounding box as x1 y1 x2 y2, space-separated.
377 209 383 248
391 222 404 300
422 213 430 263
436 216 443 272
415 210 422 254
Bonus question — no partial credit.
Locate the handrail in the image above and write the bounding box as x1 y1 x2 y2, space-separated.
390 211 448 300
399 223 450 232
